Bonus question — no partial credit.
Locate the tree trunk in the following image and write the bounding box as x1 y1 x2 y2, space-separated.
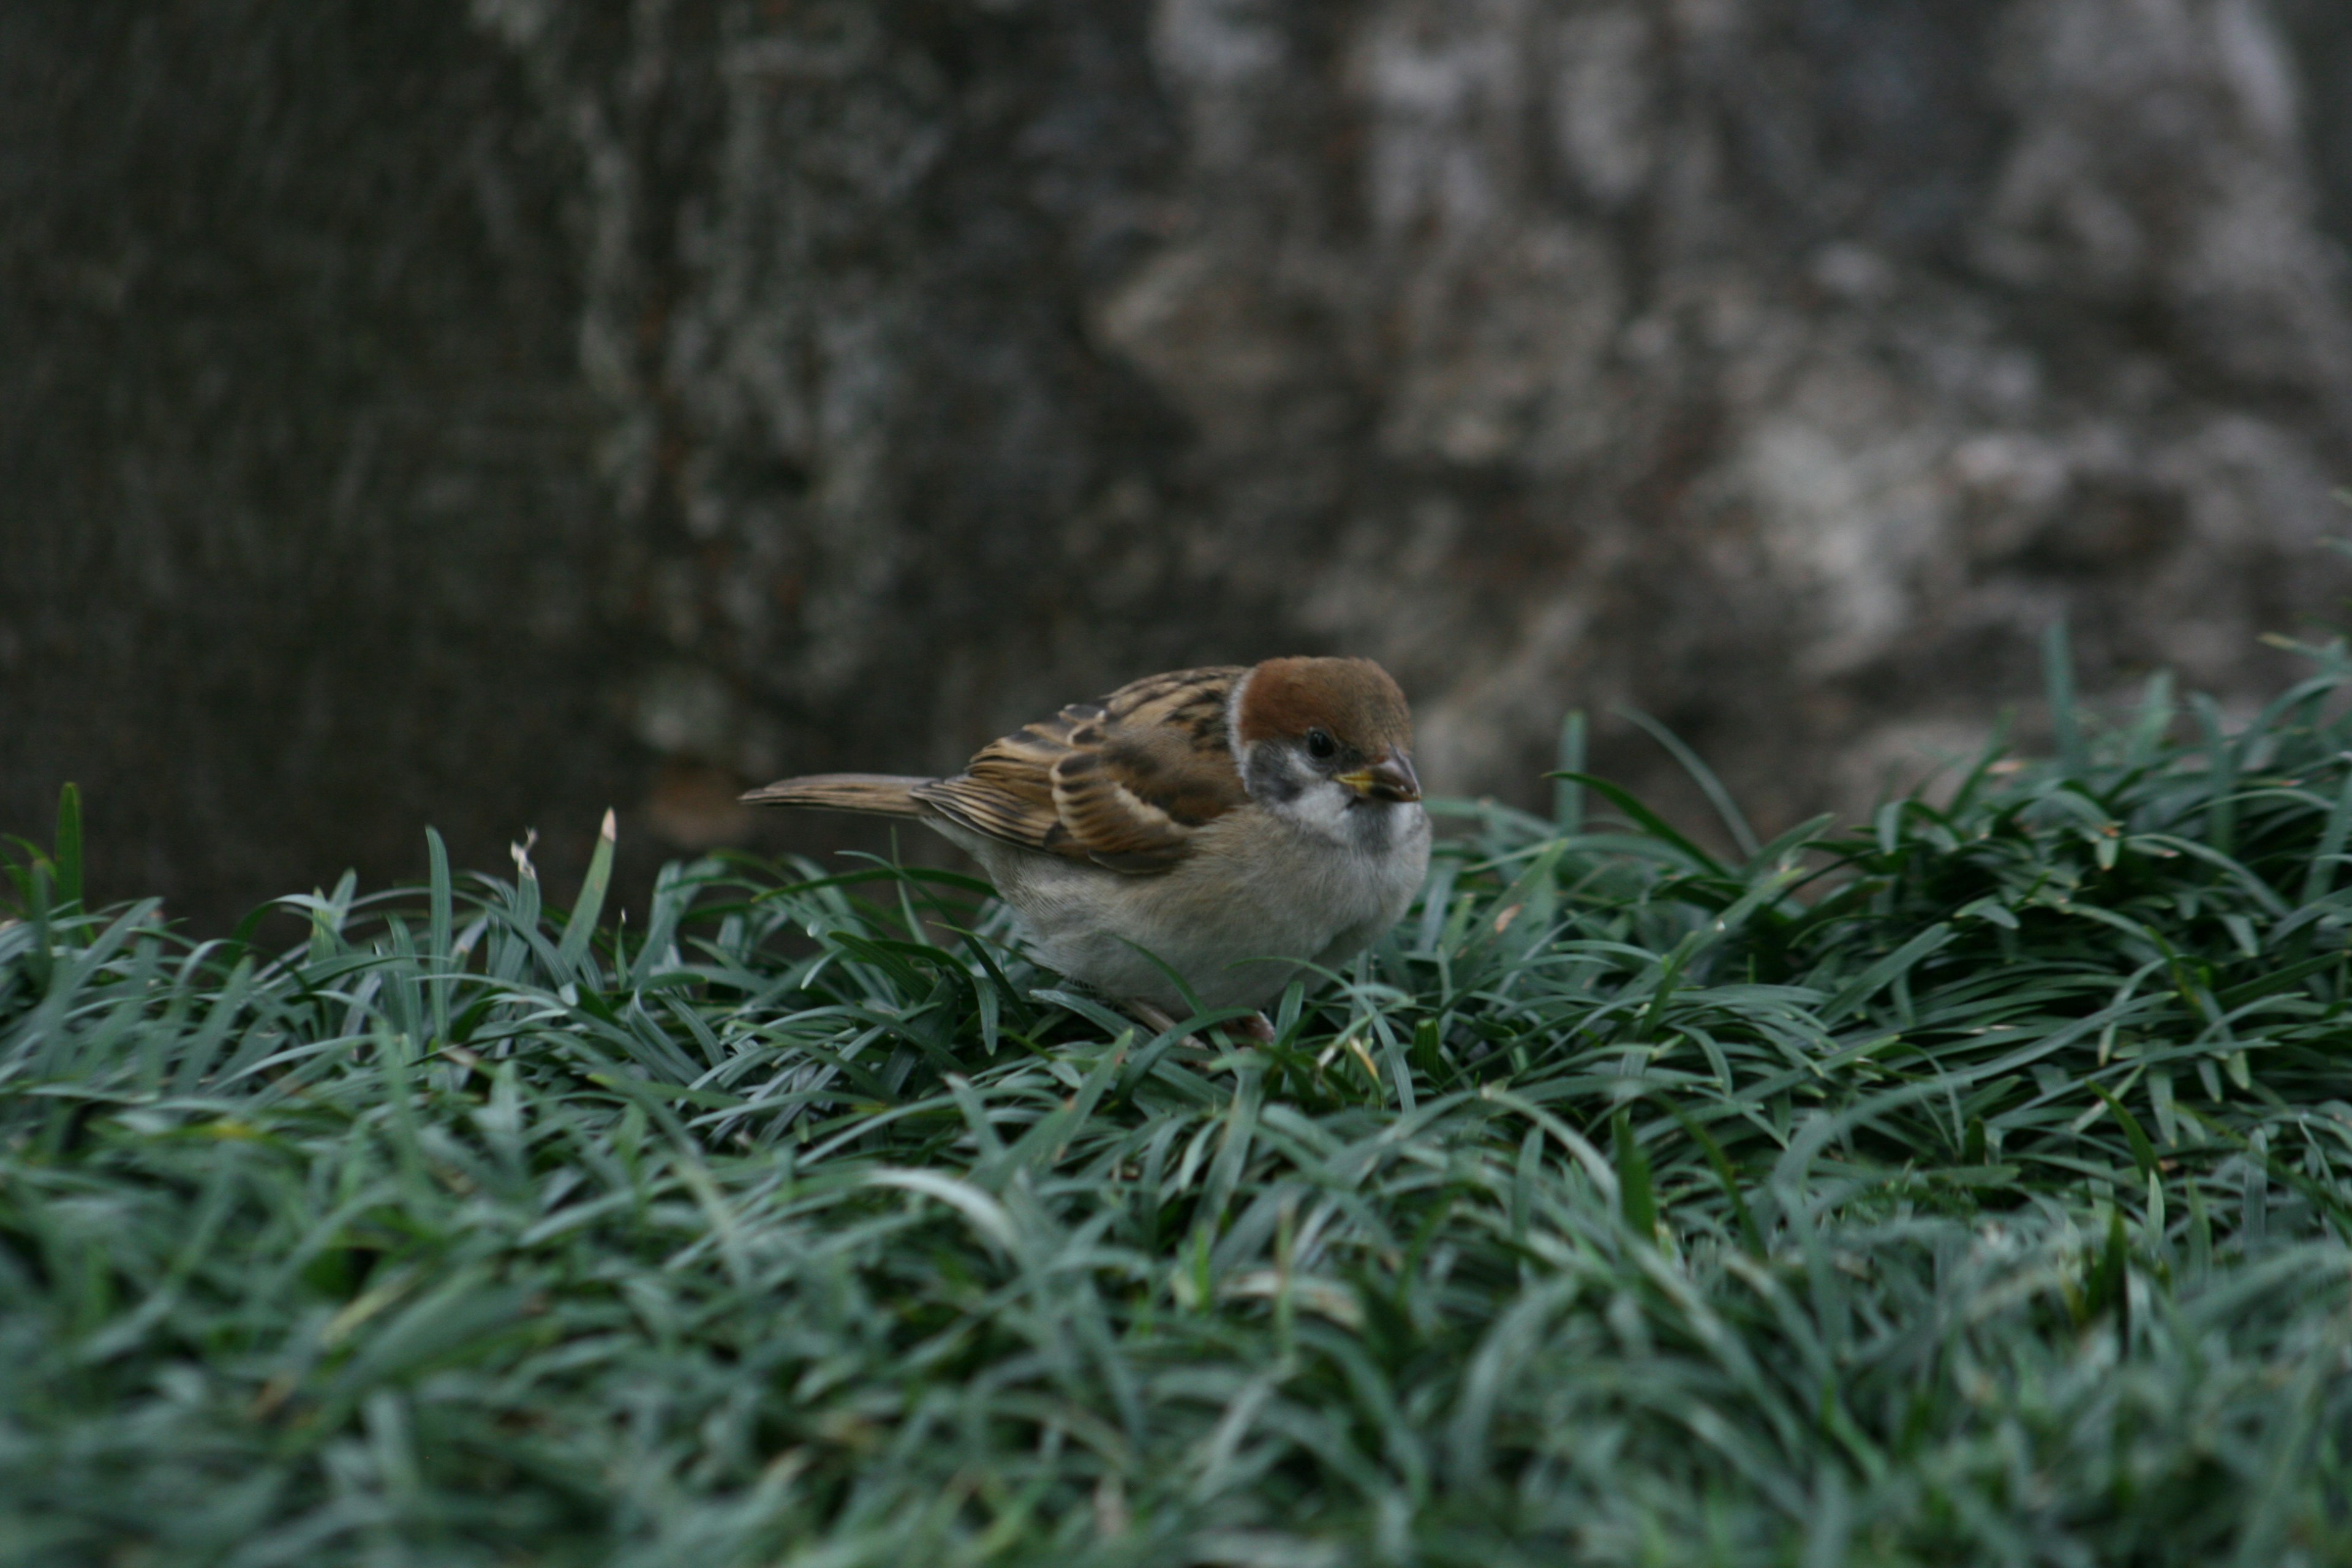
8 0 2352 926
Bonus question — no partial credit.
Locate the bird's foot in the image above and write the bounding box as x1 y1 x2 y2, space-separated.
1128 1001 1188 1042
1123 1003 1276 1047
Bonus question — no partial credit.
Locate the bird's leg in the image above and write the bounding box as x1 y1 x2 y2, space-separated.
1125 1003 1276 1050
1126 1001 1191 1044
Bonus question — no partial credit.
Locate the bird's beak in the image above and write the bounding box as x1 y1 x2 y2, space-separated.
1340 750 1422 803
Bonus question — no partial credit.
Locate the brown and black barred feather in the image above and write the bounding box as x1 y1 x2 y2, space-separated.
915 665 1249 873
742 666 1251 876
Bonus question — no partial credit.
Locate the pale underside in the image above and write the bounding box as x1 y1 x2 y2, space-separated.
930 807 1429 1014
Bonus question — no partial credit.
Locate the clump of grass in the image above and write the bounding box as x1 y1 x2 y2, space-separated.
4 638 2351 1566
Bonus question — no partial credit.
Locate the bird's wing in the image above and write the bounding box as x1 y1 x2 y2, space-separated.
913 665 1250 873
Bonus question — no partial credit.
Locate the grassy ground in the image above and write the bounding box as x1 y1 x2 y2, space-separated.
4 638 2351 1567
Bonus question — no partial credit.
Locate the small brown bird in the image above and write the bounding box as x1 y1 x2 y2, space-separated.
742 658 1431 1023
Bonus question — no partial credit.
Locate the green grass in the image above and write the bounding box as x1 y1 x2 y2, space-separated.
5 641 2352 1567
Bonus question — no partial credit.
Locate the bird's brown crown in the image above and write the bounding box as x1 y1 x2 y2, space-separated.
1234 657 1414 753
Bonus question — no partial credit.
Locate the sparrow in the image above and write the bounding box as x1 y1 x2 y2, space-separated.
741 658 1431 1022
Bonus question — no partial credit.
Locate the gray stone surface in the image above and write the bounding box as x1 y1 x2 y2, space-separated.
7 0 2352 926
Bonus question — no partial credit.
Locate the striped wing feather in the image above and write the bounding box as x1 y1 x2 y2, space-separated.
913 665 1248 873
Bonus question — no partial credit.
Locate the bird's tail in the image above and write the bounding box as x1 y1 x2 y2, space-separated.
738 772 932 818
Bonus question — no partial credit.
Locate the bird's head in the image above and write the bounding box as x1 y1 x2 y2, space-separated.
1229 657 1422 837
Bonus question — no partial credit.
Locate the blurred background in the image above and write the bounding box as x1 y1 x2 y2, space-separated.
7 0 2352 931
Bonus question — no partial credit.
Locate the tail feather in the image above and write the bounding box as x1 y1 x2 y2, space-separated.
739 773 932 818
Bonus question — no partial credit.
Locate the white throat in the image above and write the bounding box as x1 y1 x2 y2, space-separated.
1239 739 1419 853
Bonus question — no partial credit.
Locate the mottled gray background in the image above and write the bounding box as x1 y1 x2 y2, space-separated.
7 0 2352 929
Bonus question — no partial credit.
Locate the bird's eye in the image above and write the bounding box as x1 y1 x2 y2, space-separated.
1305 728 1338 761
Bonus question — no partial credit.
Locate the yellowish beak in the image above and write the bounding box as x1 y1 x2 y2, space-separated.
1339 752 1422 803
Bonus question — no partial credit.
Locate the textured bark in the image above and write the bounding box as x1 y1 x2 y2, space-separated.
7 0 2352 926
0 3 626 914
